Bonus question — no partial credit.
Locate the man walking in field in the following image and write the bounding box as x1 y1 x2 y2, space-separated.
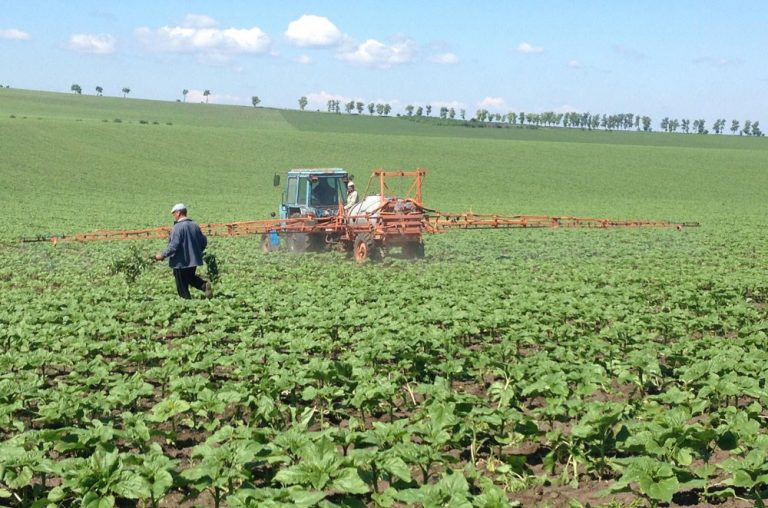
154 203 213 299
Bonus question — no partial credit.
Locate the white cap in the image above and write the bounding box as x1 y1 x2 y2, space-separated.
171 203 187 213
347 181 355 188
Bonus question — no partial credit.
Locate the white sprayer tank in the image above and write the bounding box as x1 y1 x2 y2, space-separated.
346 195 385 225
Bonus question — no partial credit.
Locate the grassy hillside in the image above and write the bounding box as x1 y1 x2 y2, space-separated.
1 87 766 240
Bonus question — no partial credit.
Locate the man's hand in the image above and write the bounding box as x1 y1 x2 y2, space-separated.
154 254 164 262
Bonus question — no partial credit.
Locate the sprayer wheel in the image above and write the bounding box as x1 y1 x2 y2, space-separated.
353 233 380 263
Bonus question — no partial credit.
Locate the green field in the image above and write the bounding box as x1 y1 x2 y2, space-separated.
2 88 768 507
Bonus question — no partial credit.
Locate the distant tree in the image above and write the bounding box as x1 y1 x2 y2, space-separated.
376 103 385 115
416 106 423 116
507 112 517 124
95 86 103 96
183 89 189 102
425 105 432 116
730 120 740 134
518 112 524 125
344 100 354 114
298 96 308 111
660 117 669 132
71 84 82 94
642 116 652 132
356 101 364 114
202 90 211 103
449 108 456 119
742 120 752 136
405 105 414 116
439 107 448 119
121 87 130 98
251 95 261 107
367 102 375 115
383 104 391 116
751 121 762 136
681 119 690 133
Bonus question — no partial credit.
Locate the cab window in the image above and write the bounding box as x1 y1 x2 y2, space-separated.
297 177 309 205
286 177 298 204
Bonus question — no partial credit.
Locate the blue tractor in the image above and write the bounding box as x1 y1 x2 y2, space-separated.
270 168 351 252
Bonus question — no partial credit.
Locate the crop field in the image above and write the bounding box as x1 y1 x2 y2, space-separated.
2 88 768 507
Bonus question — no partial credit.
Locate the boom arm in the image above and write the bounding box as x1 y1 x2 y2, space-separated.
423 210 699 231
21 168 698 246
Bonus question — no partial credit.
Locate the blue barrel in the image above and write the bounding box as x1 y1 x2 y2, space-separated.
270 229 279 246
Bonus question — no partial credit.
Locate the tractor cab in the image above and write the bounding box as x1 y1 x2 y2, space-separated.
277 168 350 219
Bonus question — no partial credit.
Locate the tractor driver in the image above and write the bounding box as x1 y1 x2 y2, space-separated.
344 181 358 212
310 178 336 205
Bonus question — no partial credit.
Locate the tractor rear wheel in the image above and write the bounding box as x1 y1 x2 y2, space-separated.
402 241 425 259
354 233 381 263
286 233 310 253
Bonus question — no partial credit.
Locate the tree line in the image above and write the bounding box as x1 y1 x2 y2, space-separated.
295 95 763 136
64 83 763 136
70 84 131 98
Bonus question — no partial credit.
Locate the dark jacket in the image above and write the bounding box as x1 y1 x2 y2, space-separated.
162 218 207 269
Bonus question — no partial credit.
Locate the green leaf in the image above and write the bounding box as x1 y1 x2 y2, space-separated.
330 468 369 494
675 447 693 466
48 486 66 502
150 469 174 499
640 476 679 502
81 491 115 508
380 456 411 483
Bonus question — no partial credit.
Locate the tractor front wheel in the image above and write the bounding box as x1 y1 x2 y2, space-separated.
261 233 278 252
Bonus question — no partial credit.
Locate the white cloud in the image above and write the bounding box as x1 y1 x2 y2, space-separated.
295 54 312 64
431 100 465 110
431 52 458 64
567 59 583 69
179 14 218 29
337 36 416 68
478 96 508 111
693 56 740 67
514 42 544 54
0 28 30 40
285 15 343 47
306 90 351 108
68 33 116 54
136 19 271 58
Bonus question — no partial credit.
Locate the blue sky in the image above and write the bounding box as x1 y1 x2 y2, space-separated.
1 1 766 125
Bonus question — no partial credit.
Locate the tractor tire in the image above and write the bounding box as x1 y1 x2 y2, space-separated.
402 241 425 259
354 233 381 263
261 233 278 253
286 233 311 253
286 232 326 253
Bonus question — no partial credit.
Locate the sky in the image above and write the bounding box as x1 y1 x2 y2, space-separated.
1 1 766 124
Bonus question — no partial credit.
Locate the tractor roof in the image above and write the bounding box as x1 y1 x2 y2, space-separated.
287 168 348 177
